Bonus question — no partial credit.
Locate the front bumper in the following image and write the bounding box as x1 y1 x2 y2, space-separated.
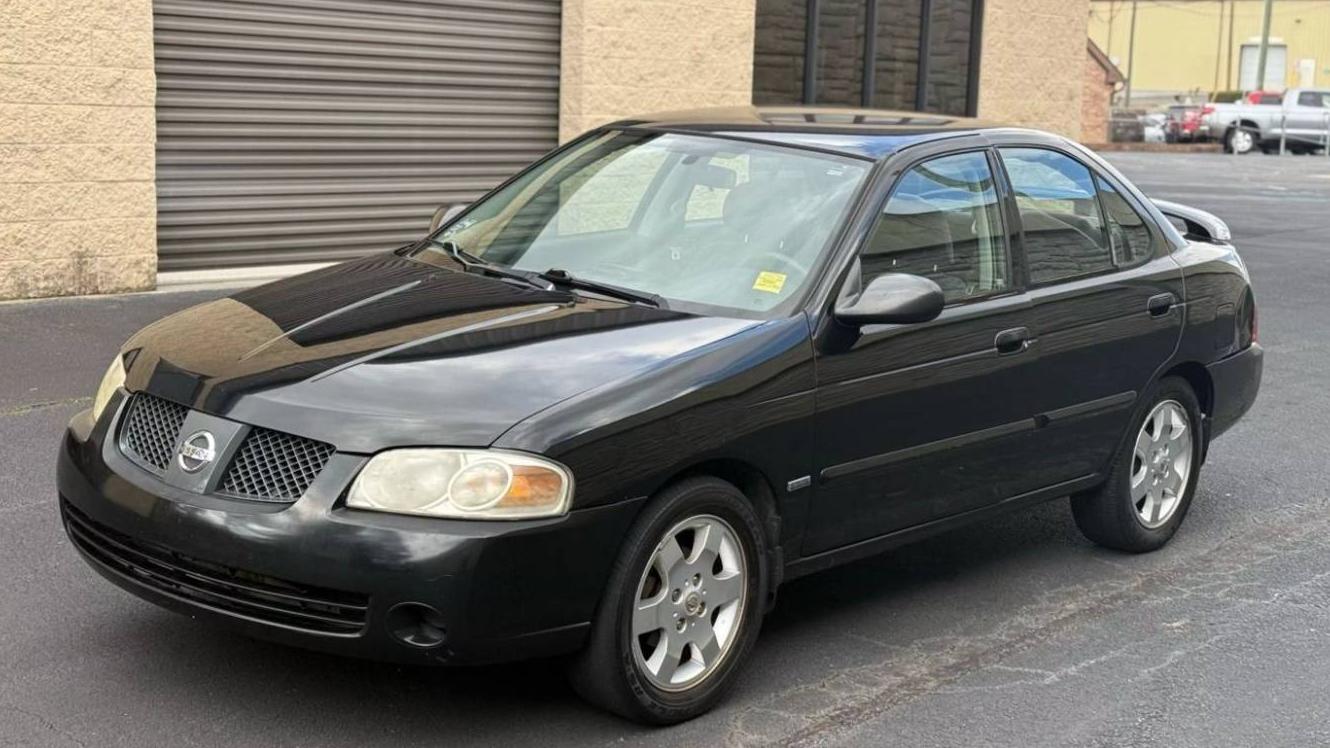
57 394 644 666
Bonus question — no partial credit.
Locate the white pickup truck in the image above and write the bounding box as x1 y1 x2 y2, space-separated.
1200 88 1330 154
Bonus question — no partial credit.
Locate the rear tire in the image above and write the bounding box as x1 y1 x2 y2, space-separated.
568 476 767 724
1071 378 1204 553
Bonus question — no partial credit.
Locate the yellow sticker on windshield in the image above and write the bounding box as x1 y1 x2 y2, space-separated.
752 271 787 294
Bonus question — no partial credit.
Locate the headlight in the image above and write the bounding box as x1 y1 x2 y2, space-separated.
347 449 572 520
91 355 127 423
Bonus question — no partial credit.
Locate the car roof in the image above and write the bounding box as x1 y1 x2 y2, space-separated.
604 106 1017 160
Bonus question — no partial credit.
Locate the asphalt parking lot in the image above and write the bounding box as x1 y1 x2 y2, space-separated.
2 151 1328 747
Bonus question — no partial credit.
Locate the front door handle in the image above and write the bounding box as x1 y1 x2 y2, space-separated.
994 327 1030 355
1148 292 1177 317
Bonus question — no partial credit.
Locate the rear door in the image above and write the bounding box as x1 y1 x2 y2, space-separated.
1287 90 1330 145
992 143 1184 487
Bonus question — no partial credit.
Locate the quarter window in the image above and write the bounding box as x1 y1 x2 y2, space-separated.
861 151 1008 302
999 148 1112 285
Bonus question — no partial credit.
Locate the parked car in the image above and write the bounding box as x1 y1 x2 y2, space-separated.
1165 105 1203 143
1200 88 1330 153
59 108 1263 725
1143 112 1168 143
1110 109 1146 142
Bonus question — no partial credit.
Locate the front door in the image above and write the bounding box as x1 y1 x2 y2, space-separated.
804 149 1043 555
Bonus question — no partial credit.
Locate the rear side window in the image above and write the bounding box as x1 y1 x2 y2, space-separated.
1096 176 1153 268
999 148 1113 285
861 151 1009 303
1297 91 1330 108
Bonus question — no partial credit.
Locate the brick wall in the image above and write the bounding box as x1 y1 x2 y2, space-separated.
978 0 1090 139
1 0 157 301
558 0 757 143
1082 50 1113 144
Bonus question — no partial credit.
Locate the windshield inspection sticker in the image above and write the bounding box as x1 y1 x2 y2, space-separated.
752 271 787 294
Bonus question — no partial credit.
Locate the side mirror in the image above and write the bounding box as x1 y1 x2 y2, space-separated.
835 272 945 327
429 204 468 232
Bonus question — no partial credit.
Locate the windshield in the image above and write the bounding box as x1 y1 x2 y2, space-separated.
421 130 870 317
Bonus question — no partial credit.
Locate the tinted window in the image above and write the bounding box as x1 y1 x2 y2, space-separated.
862 151 1008 302
1297 91 1330 108
1096 176 1153 268
999 148 1112 285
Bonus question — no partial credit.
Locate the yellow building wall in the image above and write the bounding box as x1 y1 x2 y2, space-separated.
1089 0 1330 94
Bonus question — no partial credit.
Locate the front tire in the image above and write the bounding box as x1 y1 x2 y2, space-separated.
568 477 767 724
1071 378 1204 553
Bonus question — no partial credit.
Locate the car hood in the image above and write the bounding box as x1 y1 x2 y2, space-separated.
121 253 760 452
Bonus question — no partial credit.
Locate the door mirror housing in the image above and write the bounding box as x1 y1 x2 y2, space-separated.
835 272 945 327
429 204 468 232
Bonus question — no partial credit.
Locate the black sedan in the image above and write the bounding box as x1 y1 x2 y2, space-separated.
58 107 1262 725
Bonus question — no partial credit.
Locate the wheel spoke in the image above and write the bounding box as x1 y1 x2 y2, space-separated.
1151 408 1167 444
691 522 721 565
1163 464 1184 497
1130 466 1149 501
647 630 685 683
694 629 721 667
708 571 743 606
633 592 667 635
1135 428 1153 461
1149 488 1166 523
654 535 685 577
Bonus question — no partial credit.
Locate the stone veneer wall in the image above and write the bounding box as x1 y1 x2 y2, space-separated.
558 0 758 143
977 0 1090 139
1 0 157 301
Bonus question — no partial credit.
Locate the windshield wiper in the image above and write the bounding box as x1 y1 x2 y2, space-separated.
422 238 548 289
538 268 665 308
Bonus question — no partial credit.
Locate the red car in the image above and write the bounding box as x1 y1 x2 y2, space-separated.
1165 105 1202 142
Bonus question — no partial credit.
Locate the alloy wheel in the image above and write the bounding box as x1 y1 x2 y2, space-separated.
631 514 747 692
1131 400 1193 529
1230 129 1254 154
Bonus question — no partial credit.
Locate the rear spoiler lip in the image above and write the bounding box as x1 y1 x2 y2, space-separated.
1151 199 1233 243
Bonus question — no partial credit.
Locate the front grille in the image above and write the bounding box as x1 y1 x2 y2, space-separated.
119 393 188 474
219 428 335 502
61 499 368 636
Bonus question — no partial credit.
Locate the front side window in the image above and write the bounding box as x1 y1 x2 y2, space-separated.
429 131 870 316
861 151 1008 302
999 148 1112 285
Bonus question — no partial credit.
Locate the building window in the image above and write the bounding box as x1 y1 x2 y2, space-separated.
753 0 983 116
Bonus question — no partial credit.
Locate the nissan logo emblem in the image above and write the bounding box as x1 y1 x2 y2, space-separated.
177 430 217 473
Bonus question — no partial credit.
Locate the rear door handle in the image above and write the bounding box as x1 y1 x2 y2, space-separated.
1148 293 1177 317
994 327 1031 355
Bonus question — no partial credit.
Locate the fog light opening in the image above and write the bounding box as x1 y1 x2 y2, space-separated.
387 603 448 649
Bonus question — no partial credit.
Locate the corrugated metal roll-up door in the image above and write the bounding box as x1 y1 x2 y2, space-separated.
152 0 562 270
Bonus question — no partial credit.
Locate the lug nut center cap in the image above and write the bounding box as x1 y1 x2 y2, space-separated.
684 593 702 616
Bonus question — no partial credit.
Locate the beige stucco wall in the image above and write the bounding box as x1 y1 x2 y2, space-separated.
558 0 757 142
1 0 157 301
978 0 1091 139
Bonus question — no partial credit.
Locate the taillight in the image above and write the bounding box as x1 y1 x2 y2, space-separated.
1250 301 1258 345
1201 105 1215 116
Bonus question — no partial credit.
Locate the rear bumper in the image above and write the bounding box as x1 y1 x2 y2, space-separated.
1206 343 1263 442
57 398 643 666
